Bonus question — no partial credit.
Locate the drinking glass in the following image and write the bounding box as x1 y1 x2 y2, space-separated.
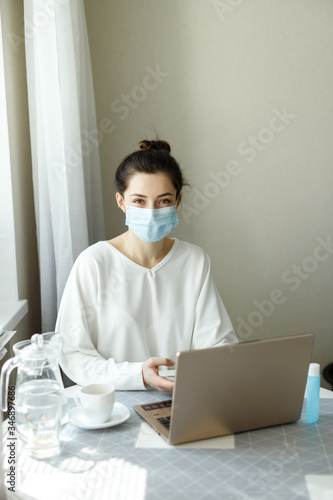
24 393 61 459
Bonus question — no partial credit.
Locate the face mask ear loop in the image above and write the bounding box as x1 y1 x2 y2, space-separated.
119 195 126 212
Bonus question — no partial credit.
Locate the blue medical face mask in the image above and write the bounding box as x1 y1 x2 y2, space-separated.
123 200 179 243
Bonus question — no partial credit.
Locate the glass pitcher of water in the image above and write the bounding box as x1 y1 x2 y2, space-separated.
1 332 68 441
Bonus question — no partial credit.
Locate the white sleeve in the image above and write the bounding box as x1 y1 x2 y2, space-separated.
55 253 146 390
190 253 238 350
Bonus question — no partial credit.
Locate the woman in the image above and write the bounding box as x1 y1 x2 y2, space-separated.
56 139 238 392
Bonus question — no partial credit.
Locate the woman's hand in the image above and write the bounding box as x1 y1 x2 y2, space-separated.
142 357 175 392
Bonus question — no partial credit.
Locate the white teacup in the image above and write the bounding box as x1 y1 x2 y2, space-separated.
74 384 115 424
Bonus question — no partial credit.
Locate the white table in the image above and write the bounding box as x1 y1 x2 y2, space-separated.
3 387 333 500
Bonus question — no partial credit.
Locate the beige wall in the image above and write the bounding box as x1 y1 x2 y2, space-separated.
84 0 333 388
1 0 41 361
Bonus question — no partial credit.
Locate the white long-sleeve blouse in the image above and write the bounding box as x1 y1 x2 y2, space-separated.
56 238 238 389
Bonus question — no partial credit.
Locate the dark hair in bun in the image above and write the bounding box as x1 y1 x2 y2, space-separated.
115 139 187 198
138 139 171 153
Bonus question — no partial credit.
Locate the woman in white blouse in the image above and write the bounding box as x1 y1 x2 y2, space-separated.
56 139 238 392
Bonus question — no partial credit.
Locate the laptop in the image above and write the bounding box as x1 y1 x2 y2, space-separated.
133 333 314 445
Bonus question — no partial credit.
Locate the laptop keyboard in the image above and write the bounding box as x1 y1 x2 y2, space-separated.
157 416 171 430
139 400 172 430
140 400 172 411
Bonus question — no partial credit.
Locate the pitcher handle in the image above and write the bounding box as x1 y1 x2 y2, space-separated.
0 357 19 411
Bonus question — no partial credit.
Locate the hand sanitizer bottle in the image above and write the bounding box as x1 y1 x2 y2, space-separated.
306 363 320 424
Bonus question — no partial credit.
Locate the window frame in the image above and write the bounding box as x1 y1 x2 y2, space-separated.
0 9 28 330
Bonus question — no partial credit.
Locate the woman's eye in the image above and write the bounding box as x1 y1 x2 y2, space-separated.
131 198 172 206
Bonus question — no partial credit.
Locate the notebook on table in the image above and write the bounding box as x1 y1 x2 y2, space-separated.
133 333 315 445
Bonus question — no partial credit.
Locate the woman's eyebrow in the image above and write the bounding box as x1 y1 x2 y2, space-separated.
129 192 174 198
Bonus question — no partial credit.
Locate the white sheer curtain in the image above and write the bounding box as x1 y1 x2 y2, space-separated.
24 0 105 332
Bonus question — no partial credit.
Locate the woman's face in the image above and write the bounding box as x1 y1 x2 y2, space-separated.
117 172 181 210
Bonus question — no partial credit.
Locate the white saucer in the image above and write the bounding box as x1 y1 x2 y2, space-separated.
70 402 130 430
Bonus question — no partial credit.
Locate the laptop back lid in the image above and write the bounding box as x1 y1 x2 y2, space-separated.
169 333 314 445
